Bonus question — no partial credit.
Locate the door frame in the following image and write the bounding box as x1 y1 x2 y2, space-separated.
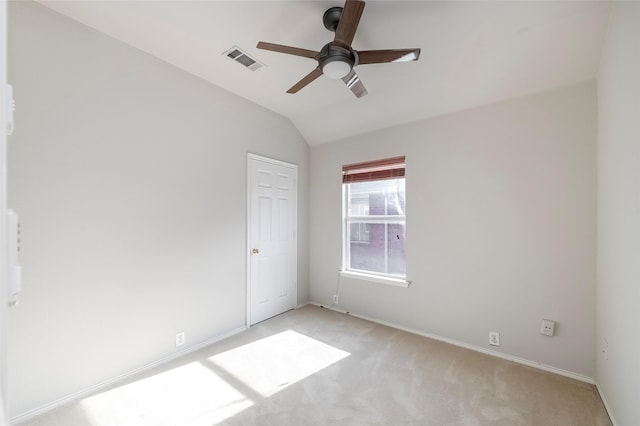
246 153 297 327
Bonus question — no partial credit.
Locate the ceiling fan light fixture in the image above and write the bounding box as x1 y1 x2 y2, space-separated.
321 57 352 79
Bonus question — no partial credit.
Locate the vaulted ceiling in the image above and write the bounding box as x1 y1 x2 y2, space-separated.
37 0 612 145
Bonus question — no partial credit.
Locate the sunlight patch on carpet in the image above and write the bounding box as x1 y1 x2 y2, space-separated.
77 330 349 425
80 362 252 426
209 329 350 397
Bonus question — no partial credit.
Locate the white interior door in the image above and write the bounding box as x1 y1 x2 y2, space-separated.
247 154 297 326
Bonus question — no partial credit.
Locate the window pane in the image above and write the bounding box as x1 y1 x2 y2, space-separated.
344 175 406 279
349 222 370 243
348 179 405 216
350 223 386 273
387 223 406 275
348 191 370 216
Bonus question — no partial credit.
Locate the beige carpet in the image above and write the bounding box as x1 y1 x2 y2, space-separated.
18 305 611 426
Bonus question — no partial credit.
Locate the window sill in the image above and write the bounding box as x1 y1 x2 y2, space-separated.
339 270 410 288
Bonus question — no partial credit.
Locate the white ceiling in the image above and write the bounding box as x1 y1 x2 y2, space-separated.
37 0 612 145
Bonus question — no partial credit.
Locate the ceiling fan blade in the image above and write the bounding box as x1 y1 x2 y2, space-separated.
357 48 421 65
334 0 365 48
287 67 324 94
256 41 319 59
342 69 368 98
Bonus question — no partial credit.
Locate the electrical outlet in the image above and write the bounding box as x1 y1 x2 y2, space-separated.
333 294 339 304
175 332 185 348
540 319 555 337
489 331 500 346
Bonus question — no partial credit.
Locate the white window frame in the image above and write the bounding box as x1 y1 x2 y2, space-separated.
341 158 409 287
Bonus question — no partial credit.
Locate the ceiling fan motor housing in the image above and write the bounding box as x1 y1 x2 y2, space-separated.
323 6 343 32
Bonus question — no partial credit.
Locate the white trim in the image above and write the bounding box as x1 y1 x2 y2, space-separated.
246 155 252 327
595 382 618 426
247 153 296 170
341 184 348 276
10 325 247 424
308 301 595 384
339 270 410 288
0 2 8 423
246 153 298 328
342 177 407 280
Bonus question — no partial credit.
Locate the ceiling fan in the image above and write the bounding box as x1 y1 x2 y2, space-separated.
256 0 421 98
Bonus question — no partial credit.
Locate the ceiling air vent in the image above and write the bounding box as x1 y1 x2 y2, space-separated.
223 46 264 71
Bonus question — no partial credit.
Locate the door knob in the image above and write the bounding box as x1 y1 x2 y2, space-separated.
252 248 260 254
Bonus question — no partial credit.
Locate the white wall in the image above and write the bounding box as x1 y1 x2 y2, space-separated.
0 1 9 423
7 1 308 417
310 82 597 379
596 2 640 424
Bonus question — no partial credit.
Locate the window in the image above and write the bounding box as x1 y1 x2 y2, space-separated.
342 157 406 281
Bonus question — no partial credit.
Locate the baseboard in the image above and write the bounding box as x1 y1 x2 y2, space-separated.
11 304 604 424
308 301 595 384
595 382 617 426
10 325 247 424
